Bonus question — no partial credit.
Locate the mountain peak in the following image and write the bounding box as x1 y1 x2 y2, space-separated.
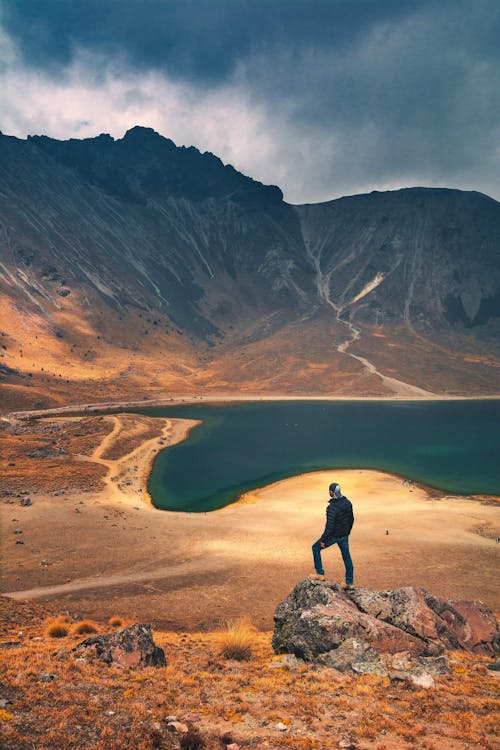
122 125 175 149
24 126 283 208
123 125 160 139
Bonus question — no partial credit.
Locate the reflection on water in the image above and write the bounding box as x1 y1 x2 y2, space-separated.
134 400 500 512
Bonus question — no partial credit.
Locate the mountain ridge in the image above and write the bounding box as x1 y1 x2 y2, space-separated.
26 126 285 209
297 184 499 207
1 127 499 409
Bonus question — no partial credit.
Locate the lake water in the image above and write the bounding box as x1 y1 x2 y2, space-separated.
137 400 500 512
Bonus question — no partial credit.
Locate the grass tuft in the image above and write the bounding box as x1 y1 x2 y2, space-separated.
71 619 100 636
108 616 124 628
217 617 257 661
45 621 70 639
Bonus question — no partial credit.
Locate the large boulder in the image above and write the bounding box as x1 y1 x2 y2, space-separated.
273 579 499 666
72 623 166 668
349 587 500 655
273 579 437 660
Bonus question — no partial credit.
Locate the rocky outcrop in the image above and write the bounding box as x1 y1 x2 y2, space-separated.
72 623 166 668
273 579 499 674
273 580 435 660
349 586 500 655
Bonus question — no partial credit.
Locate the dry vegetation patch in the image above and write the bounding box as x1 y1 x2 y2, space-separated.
0 417 110 495
1 598 498 750
45 621 70 639
109 616 125 628
217 618 257 661
99 414 162 461
71 619 100 636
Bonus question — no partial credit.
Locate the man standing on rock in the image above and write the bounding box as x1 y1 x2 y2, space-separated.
310 482 354 588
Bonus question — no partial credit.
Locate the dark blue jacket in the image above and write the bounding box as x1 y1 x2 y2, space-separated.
320 496 354 542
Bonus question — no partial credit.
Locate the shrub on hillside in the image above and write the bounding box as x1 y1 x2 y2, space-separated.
108 616 124 628
217 617 256 661
45 621 69 639
71 619 100 636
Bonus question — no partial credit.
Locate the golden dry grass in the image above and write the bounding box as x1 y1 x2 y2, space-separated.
5 583 500 750
2 597 498 750
71 619 100 636
44 623 69 638
217 617 257 661
44 619 71 639
0 417 109 494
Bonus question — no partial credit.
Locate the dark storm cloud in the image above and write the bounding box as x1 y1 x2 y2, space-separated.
235 0 500 199
2 0 431 81
1 0 499 203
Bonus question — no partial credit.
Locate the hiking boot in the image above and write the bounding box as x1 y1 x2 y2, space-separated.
342 583 354 590
309 572 325 581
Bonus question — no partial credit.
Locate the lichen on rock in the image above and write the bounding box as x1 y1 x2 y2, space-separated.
272 578 499 678
72 623 166 668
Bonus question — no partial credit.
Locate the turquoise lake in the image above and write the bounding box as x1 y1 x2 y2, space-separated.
137 400 500 512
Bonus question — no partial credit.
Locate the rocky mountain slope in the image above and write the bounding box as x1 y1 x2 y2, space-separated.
1 127 499 408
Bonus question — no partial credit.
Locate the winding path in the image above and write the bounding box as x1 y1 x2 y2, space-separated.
4 556 228 601
91 415 122 461
320 267 432 397
337 316 433 398
75 414 174 503
301 222 435 398
3 413 202 601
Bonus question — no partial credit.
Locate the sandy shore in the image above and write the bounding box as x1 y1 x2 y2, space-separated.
2 411 499 630
5 391 500 420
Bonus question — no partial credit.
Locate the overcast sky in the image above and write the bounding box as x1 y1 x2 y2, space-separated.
1 0 499 204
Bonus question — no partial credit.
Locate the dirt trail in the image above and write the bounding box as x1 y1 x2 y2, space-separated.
75 414 190 505
91 415 122 461
5 555 228 600
301 228 435 398
338 320 434 398
332 299 434 397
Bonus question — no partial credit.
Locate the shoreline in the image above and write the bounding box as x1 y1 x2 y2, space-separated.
2 409 499 628
3 466 499 625
5 391 500 421
236 470 500 510
7 404 499 514
66 403 500 509
139 418 201 506
39 410 500 513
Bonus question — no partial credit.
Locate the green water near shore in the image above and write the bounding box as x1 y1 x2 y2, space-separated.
137 400 500 512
